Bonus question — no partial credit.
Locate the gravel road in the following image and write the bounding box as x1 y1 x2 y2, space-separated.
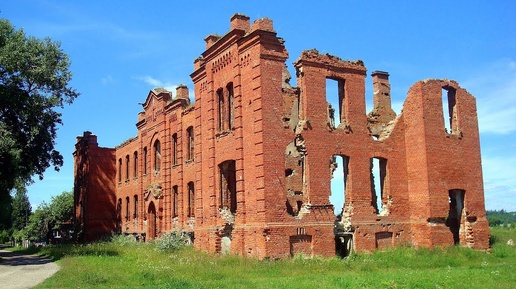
0 248 59 289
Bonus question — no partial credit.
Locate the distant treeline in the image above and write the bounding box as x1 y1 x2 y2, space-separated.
486 210 516 227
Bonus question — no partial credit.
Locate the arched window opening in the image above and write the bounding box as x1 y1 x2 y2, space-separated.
133 195 138 219
172 185 178 217
125 155 130 181
188 182 195 217
172 133 178 165
154 139 161 171
187 127 194 160
133 151 138 178
118 158 122 183
125 196 130 221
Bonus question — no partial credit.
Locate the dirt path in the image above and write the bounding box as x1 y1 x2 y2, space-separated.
0 249 59 289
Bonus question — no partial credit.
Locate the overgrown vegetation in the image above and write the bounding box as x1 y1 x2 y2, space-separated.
16 228 514 288
153 229 192 251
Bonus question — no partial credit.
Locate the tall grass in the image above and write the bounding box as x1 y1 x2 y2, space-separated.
32 228 516 289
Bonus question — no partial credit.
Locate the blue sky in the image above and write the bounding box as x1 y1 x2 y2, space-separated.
2 1 515 211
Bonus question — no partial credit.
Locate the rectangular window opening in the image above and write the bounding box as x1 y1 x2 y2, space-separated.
227 83 234 130
371 157 387 215
330 155 349 216
220 160 237 213
143 147 148 175
326 78 346 129
442 86 457 133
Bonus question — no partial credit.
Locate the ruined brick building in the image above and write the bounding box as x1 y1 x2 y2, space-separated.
74 14 490 258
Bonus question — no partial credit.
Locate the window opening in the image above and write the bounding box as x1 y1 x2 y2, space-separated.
217 88 225 131
447 189 465 245
227 82 234 130
326 78 346 129
143 147 148 175
118 158 122 183
172 185 178 217
133 151 138 178
125 155 130 181
330 155 349 215
219 160 237 213
153 140 161 171
133 195 138 219
172 133 178 165
187 127 194 160
371 157 387 214
125 196 130 220
188 182 195 217
442 86 457 133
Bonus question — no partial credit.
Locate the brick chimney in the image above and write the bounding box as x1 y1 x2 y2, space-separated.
230 13 250 31
372 71 392 109
176 84 189 100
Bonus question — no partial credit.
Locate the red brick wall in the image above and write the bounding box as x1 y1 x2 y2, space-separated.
74 14 489 257
73 132 116 242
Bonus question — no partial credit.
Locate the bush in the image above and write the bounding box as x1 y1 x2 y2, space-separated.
109 233 139 246
154 230 192 251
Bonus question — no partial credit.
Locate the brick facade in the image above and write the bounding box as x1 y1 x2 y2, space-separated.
73 14 489 258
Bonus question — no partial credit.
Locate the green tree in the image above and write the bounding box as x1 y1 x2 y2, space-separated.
24 190 73 241
11 184 31 231
0 19 79 199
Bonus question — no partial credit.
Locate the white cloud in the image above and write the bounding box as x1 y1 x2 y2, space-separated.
137 76 178 92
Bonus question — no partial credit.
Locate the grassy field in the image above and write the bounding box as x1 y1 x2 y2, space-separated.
21 227 516 288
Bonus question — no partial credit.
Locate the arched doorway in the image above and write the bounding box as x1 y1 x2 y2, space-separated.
147 202 157 240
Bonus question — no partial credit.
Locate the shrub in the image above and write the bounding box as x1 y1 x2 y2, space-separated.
154 229 192 251
109 233 139 246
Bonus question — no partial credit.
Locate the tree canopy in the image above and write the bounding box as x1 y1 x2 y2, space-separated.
0 19 79 197
20 190 73 242
11 183 31 231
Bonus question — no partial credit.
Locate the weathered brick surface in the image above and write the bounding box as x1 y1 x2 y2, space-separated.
73 14 489 258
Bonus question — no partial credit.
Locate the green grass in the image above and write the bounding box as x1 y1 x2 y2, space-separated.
22 228 516 288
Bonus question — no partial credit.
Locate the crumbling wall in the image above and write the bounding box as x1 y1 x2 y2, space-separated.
74 13 490 258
